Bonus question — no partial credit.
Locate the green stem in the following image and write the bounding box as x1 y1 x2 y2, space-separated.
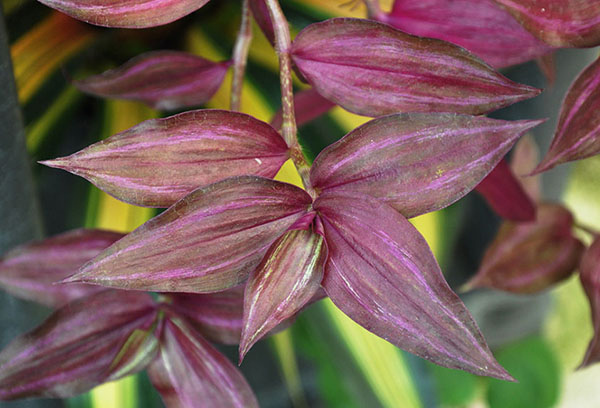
230 0 252 112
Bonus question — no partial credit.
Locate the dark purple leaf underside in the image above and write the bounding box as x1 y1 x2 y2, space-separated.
148 318 258 408
291 18 540 117
74 51 230 110
385 0 552 69
37 0 210 28
0 291 157 399
270 88 336 130
66 177 312 293
249 0 275 46
493 0 600 47
579 236 600 367
469 204 584 293
0 229 123 307
315 192 512 380
310 113 544 218
42 110 289 207
534 56 600 173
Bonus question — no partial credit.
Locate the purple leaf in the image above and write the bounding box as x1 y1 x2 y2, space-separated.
148 318 258 408
492 0 600 47
0 290 158 399
310 113 544 218
65 176 312 293
475 159 536 221
384 0 552 69
270 88 336 130
534 56 600 173
580 236 600 367
0 229 123 307
467 204 584 293
74 51 230 110
290 18 540 117
315 192 512 380
240 229 326 361
249 0 275 46
37 0 210 28
41 110 289 207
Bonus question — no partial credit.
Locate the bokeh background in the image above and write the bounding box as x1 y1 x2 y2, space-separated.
2 0 600 407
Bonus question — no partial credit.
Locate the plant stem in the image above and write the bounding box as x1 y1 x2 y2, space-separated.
263 0 315 196
575 222 600 240
230 0 252 112
364 0 384 20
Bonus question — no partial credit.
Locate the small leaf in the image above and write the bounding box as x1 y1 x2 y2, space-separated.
475 159 536 221
0 229 123 307
315 192 512 379
270 88 336 130
579 236 600 367
42 110 289 207
240 229 326 361
0 291 158 399
66 176 312 293
310 113 544 218
74 51 230 110
510 135 542 201
385 0 552 69
37 0 210 28
468 204 584 293
249 0 274 46
291 18 540 117
148 318 258 408
492 0 600 47
534 56 600 173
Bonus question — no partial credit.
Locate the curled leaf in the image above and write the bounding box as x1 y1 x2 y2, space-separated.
492 0 600 47
534 56 600 173
291 18 540 117
42 110 289 207
0 291 158 399
37 0 210 28
0 229 123 307
148 318 258 408
270 88 336 130
315 192 512 380
384 0 552 69
468 204 584 293
580 236 600 367
240 229 326 361
74 51 230 110
65 177 312 293
310 113 544 218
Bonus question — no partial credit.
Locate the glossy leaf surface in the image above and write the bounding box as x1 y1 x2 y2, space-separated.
579 236 600 367
74 51 230 110
42 110 289 207
315 192 512 379
148 318 258 408
0 291 158 399
291 18 540 117
385 0 552 68
468 204 584 293
0 229 122 307
66 177 312 293
311 113 543 218
493 0 600 47
240 229 326 360
534 56 600 173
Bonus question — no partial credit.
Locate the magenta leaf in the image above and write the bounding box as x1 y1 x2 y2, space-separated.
0 290 158 399
580 236 600 367
240 229 326 361
310 113 544 219
475 159 536 221
74 51 230 110
65 176 312 293
315 192 512 379
384 0 552 69
37 0 210 28
534 56 600 173
492 0 600 47
249 0 275 46
0 229 123 307
467 204 584 293
41 110 289 207
148 318 258 408
290 18 540 117
270 88 336 130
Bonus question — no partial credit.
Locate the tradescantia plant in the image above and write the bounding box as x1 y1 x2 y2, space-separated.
3 0 600 405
